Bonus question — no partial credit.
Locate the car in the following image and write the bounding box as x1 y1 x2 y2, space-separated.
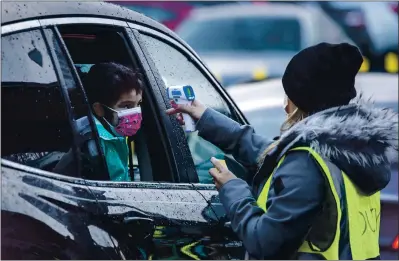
106 1 244 31
227 73 399 260
175 3 355 87
318 2 398 73
293 1 398 73
1 1 250 259
105 1 193 31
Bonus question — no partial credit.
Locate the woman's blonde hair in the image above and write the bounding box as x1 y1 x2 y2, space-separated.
258 107 308 164
280 107 308 132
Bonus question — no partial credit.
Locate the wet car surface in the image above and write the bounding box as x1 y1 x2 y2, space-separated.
2 2 396 260
1 1 248 259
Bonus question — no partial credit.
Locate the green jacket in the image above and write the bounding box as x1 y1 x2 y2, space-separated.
94 118 131 182
55 116 245 183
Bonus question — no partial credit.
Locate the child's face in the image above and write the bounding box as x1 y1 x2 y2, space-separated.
112 89 142 111
93 89 142 126
108 89 142 125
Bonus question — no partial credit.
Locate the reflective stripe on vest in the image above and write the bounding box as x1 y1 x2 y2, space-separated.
256 146 380 260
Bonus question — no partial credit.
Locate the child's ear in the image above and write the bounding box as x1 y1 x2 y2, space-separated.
92 102 105 117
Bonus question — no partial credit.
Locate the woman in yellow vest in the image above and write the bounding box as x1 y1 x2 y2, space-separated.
167 43 398 259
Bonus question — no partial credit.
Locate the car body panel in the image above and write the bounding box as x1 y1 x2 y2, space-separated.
83 180 231 259
1 3 248 259
191 184 247 260
1 160 121 259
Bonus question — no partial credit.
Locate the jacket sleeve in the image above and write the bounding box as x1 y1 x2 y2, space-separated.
196 108 272 168
218 151 325 259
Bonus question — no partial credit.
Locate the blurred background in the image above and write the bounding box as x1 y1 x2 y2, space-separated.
107 0 398 137
108 1 398 134
107 1 398 83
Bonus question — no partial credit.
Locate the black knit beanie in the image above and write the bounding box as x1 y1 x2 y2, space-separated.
282 42 363 114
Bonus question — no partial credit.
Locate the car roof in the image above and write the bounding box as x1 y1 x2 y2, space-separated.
106 1 193 9
186 3 321 21
1 1 199 60
1 2 140 25
1 1 176 38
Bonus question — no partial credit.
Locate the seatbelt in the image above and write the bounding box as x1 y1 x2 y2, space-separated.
127 137 135 181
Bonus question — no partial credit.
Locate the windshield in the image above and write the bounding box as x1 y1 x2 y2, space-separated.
178 17 301 52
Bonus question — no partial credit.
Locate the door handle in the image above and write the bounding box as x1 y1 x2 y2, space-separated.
122 217 155 240
224 221 231 228
123 216 154 225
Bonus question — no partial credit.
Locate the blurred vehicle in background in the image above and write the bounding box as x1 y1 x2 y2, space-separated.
287 1 398 73
107 1 243 31
176 3 354 87
189 1 247 7
106 1 193 30
227 72 398 260
317 2 398 73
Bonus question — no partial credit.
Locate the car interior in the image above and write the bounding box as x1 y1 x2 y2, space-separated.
1 24 249 185
58 25 250 184
56 24 156 182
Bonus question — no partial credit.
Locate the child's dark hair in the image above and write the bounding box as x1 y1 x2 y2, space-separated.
84 62 143 106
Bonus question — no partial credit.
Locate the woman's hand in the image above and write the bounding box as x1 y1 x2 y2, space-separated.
166 99 207 125
209 157 238 190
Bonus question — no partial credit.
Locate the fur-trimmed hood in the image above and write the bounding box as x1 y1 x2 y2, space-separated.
274 97 398 195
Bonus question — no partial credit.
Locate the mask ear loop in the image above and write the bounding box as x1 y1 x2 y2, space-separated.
102 104 119 114
101 104 120 123
100 104 122 137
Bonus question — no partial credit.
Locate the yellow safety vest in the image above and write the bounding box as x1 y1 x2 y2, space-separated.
256 147 381 260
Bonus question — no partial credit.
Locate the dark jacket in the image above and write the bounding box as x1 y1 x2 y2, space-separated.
196 98 398 259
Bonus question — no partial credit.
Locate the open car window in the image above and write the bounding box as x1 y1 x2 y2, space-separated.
56 24 171 182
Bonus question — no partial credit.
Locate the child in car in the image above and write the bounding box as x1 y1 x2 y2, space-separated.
54 62 143 181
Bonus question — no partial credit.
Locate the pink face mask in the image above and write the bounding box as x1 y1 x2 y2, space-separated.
114 107 142 137
103 106 142 137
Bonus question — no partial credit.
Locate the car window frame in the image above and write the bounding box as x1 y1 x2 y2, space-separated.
124 28 196 183
41 26 88 178
1 21 107 188
43 25 112 180
39 17 190 184
2 16 249 187
1 24 93 178
128 22 249 184
123 27 184 182
1 17 179 184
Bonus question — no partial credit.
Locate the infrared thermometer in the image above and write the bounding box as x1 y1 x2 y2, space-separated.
167 85 196 132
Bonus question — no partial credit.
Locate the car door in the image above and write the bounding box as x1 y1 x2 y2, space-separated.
1 24 122 259
44 17 234 260
129 24 250 259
